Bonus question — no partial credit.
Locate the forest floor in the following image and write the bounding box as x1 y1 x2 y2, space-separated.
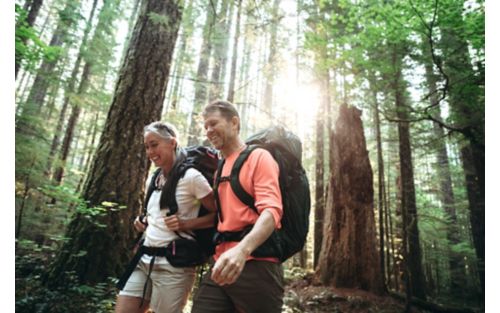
283 273 425 313
283 273 484 313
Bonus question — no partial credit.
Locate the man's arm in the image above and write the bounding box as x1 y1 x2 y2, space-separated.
210 209 276 285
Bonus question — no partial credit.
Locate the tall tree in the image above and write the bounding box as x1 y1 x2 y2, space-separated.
227 0 242 102
420 37 465 295
44 0 182 285
15 0 44 78
188 0 219 145
46 0 99 177
391 46 426 300
262 0 280 116
208 0 233 101
369 73 388 292
165 0 196 112
52 0 121 187
17 0 82 133
437 0 484 291
315 104 384 295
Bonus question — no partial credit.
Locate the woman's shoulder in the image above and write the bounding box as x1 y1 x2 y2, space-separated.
179 167 207 185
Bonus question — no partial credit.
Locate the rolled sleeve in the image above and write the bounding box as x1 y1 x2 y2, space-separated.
252 150 283 229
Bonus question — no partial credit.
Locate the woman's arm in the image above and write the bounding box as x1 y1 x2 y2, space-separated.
164 192 216 231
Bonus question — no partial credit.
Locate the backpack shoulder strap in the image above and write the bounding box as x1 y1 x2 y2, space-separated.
230 144 259 213
213 158 226 222
144 168 162 214
159 150 188 215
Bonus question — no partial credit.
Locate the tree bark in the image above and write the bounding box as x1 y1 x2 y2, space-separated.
314 104 384 294
421 39 465 295
227 0 242 103
208 0 233 101
15 0 44 78
262 0 280 117
392 48 426 300
438 0 484 292
188 0 219 145
44 0 182 286
46 0 99 177
18 0 81 131
313 62 329 269
371 79 387 292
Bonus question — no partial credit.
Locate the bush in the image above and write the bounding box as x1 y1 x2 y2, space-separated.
16 240 116 313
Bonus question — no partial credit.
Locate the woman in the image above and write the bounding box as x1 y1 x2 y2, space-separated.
115 121 216 313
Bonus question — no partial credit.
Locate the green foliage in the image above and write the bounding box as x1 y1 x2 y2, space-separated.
148 12 172 30
15 4 51 73
16 240 115 313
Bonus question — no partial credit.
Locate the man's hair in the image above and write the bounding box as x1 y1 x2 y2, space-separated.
202 100 240 131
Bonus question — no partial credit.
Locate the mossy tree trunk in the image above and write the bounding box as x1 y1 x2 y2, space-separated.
45 0 182 286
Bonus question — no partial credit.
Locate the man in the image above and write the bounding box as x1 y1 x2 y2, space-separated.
191 100 284 313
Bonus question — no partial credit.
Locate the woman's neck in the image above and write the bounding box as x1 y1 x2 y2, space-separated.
160 155 175 175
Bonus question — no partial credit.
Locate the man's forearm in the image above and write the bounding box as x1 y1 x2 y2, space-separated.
237 209 276 257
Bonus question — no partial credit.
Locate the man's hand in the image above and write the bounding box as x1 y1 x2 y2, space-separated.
211 245 249 286
133 215 147 232
164 214 184 231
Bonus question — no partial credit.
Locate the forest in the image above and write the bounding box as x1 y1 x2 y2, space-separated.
14 0 485 312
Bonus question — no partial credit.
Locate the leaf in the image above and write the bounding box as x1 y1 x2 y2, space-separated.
101 201 118 207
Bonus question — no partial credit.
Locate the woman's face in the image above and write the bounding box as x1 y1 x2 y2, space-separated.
144 131 176 171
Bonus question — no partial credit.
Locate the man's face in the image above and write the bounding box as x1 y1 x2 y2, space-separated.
203 111 238 150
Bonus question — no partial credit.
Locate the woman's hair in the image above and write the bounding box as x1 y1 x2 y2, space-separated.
144 121 181 153
144 121 178 140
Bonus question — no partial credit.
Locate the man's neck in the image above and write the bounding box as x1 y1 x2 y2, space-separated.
221 138 245 158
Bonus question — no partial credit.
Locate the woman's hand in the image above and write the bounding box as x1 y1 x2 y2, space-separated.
133 215 147 232
164 214 184 231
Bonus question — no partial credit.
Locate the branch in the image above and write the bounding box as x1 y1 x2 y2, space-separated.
379 107 467 134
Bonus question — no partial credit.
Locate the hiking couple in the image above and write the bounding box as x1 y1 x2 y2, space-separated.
115 100 285 313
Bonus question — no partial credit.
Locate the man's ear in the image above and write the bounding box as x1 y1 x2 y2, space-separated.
231 116 240 130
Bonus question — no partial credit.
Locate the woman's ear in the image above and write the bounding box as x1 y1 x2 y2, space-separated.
170 137 177 149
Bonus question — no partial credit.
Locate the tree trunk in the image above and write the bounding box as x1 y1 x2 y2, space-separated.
118 0 142 67
460 145 484 287
262 0 280 117
421 40 466 295
371 79 387 292
392 48 426 300
76 111 100 193
208 0 233 101
188 0 218 145
227 0 242 103
313 62 329 269
46 0 99 177
314 104 384 295
165 0 196 112
18 0 81 131
44 0 182 286
15 0 44 78
386 150 400 291
51 0 118 186
51 64 88 186
438 0 484 292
